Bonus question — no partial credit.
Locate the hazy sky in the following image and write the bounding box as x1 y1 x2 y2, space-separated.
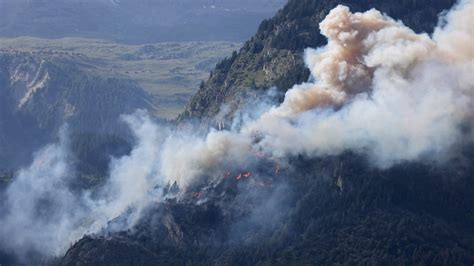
0 0 287 42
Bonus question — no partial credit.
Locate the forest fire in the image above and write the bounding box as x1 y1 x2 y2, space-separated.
243 172 252 178
235 172 252 180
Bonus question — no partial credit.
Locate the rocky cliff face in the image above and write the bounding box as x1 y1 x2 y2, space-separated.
180 0 457 128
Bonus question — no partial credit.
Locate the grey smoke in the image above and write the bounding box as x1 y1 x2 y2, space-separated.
0 113 168 258
246 0 474 167
0 127 86 258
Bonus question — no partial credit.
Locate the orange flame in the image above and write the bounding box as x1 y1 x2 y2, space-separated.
235 171 252 181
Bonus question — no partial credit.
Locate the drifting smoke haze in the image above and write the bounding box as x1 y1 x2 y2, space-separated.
90 111 167 231
1 0 473 259
0 116 168 258
0 128 81 258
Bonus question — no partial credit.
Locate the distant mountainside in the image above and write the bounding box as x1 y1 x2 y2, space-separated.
0 0 286 43
60 0 474 265
0 38 241 118
0 51 150 169
180 0 457 127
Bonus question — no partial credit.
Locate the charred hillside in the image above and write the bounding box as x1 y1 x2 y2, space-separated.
60 0 474 265
179 0 456 127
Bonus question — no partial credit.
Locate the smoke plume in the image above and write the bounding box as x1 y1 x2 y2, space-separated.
161 0 473 185
246 0 473 167
0 128 85 258
0 114 167 258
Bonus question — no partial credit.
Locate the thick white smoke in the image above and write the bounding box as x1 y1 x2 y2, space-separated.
86 111 167 232
246 0 474 166
0 114 166 258
161 0 474 185
0 128 83 258
1 0 472 259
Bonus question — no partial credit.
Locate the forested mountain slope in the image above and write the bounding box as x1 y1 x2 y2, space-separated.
63 152 474 265
0 52 150 169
